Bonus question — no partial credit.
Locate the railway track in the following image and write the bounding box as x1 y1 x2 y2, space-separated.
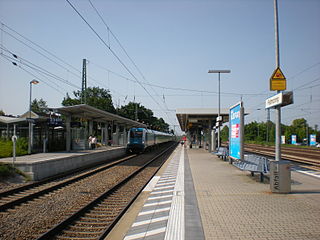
244 143 320 168
37 143 176 240
0 142 177 240
0 155 136 212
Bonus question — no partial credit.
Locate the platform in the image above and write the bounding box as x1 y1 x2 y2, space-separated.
0 146 126 180
107 145 320 240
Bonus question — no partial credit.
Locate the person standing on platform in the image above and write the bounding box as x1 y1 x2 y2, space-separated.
88 135 93 149
91 136 97 149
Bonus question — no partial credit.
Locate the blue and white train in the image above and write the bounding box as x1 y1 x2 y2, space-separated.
126 128 174 153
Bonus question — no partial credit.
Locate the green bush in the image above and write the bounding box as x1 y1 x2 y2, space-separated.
0 163 14 178
0 137 28 158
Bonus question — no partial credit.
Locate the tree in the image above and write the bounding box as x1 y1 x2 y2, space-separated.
117 102 170 132
221 125 229 142
291 118 308 142
0 110 4 116
62 87 116 113
31 98 48 114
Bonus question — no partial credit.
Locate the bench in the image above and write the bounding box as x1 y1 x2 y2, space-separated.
233 154 269 182
214 147 229 161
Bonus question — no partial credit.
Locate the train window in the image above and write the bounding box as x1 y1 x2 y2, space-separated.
130 131 143 138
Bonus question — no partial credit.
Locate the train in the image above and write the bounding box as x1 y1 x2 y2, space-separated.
126 127 175 153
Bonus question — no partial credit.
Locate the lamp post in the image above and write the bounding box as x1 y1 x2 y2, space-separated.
208 69 231 149
28 79 39 154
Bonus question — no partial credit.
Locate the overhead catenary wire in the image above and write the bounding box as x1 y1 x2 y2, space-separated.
88 0 178 126
0 46 80 89
0 53 65 95
65 0 178 126
0 21 128 100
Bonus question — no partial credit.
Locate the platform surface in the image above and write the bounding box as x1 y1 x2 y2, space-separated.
0 146 124 164
110 145 320 240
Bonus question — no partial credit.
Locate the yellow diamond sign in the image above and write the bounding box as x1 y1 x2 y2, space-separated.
270 67 286 91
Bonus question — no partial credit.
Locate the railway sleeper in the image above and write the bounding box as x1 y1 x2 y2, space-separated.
89 209 121 214
80 216 115 222
68 225 106 230
77 221 109 226
85 213 115 218
56 237 97 240
62 230 101 235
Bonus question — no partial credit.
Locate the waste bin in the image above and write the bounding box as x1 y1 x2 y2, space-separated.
270 160 291 193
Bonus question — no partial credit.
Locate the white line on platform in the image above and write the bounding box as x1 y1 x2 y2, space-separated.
150 190 174 195
295 170 320 179
154 186 175 190
143 176 160 192
164 147 185 240
148 194 173 200
138 207 171 216
124 227 166 240
144 200 172 207
132 216 169 227
155 182 176 187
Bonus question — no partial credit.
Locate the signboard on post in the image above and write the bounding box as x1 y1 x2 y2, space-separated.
291 135 297 145
281 135 286 144
229 102 244 160
266 91 293 109
310 134 316 146
270 67 286 91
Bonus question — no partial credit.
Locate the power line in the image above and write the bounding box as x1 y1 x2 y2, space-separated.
87 0 177 125
0 46 80 89
66 0 177 125
88 0 178 125
0 53 65 95
0 21 126 99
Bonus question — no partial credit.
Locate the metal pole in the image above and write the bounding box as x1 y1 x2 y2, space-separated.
12 124 16 167
274 0 281 162
218 72 221 148
28 82 32 154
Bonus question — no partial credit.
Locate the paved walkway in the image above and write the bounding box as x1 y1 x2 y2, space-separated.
188 148 320 240
110 146 320 240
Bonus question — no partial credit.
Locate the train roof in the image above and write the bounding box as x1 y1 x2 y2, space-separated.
129 127 173 136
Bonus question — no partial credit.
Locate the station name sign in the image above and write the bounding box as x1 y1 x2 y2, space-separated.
265 91 293 109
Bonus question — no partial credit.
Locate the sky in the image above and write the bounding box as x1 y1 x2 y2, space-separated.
0 0 319 133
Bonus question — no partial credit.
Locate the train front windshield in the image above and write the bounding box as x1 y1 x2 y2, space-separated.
130 130 143 138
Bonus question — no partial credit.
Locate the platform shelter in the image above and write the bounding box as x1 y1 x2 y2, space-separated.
56 104 146 151
176 108 229 151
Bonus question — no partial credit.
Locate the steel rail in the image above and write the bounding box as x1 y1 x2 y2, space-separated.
244 146 320 167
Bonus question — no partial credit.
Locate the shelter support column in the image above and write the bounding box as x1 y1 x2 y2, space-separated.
212 128 216 152
123 126 127 146
208 120 212 152
115 124 119 145
89 120 93 136
66 114 71 152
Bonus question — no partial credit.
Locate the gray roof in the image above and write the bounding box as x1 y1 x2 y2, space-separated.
55 104 147 128
0 116 27 124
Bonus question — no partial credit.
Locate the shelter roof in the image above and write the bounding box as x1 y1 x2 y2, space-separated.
19 111 39 119
55 104 147 128
176 108 230 132
0 116 27 124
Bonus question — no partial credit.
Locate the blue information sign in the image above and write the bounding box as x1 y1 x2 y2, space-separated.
310 134 316 146
291 135 297 145
229 103 241 159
